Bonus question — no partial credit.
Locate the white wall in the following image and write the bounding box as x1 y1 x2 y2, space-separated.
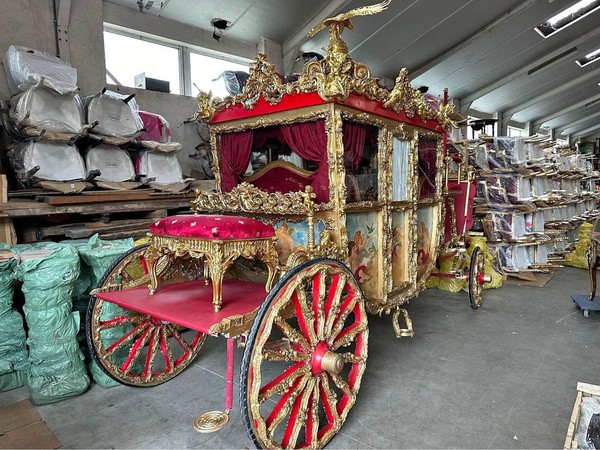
0 0 264 177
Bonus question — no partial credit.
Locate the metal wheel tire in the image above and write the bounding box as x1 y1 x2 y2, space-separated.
468 247 485 310
86 244 206 387
240 258 368 449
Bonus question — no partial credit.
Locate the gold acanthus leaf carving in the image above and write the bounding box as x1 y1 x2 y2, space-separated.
192 182 324 215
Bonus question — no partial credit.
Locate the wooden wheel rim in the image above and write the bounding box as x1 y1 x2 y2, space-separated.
86 245 206 387
241 258 368 449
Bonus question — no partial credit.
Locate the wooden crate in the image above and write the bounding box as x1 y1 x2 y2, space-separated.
565 382 600 449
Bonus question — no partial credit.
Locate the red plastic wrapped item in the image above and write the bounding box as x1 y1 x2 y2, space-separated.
137 111 170 143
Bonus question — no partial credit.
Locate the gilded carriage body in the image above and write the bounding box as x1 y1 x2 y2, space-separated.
193 49 451 318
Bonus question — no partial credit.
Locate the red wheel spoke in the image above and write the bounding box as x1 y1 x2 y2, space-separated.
327 289 358 343
319 374 340 432
262 347 311 363
282 378 316 449
259 362 310 405
293 289 317 346
274 317 310 352
340 352 366 364
167 325 194 365
142 327 160 379
329 372 354 402
104 319 151 357
159 326 174 374
266 374 310 435
323 273 346 336
331 321 367 351
302 381 320 448
120 324 153 373
312 271 326 340
98 314 140 331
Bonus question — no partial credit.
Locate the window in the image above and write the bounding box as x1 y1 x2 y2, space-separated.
103 26 250 97
104 30 180 93
190 53 249 99
508 126 524 137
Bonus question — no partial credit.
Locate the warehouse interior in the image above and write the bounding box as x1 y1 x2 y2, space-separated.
0 0 599 449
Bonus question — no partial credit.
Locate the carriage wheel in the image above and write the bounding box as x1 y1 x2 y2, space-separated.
240 258 368 449
86 244 206 387
468 247 485 310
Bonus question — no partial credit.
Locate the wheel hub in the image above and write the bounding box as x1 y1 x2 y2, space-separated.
312 342 344 375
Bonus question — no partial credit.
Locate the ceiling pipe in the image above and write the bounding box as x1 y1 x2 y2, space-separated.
532 92 600 129
502 66 600 117
559 109 600 135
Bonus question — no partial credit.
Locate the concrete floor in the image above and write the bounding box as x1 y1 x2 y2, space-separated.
1 266 599 449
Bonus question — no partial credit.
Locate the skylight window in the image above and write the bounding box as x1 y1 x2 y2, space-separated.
576 48 600 67
534 0 600 38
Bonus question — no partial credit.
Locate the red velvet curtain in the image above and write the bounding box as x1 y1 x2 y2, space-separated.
280 120 329 202
219 130 254 192
342 122 368 170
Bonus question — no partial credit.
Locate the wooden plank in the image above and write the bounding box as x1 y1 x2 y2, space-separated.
3 199 193 217
41 191 195 205
0 175 17 245
64 220 155 239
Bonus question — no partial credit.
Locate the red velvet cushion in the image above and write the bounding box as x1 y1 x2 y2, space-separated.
150 214 275 240
247 165 311 194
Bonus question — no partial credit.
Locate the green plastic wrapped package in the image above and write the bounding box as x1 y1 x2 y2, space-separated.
14 243 89 404
0 257 28 391
76 235 134 388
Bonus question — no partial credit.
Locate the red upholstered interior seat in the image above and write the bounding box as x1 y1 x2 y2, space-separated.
149 214 275 240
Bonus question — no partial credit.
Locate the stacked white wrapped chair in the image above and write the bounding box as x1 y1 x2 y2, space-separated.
4 45 189 192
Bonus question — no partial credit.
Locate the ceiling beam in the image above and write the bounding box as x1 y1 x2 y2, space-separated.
409 0 540 80
502 67 600 117
281 0 353 72
575 123 600 138
532 93 600 129
461 27 600 105
559 110 600 135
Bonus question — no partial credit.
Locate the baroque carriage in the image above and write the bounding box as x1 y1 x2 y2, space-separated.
85 2 481 448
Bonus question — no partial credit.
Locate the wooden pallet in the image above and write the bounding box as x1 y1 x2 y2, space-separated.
564 382 600 449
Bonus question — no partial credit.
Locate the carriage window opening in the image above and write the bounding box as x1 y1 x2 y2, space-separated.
418 138 438 199
392 138 410 201
228 121 330 203
343 122 379 203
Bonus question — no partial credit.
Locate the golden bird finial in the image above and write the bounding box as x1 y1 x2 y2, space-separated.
307 0 391 38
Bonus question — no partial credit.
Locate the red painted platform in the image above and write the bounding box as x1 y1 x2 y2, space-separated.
95 279 267 334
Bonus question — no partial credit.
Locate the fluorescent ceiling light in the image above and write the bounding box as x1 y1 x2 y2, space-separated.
534 0 600 38
576 48 600 67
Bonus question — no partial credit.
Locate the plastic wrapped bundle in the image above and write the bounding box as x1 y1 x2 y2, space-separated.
75 235 134 387
495 137 526 167
13 243 89 404
136 111 170 143
214 70 249 96
4 45 78 95
0 257 28 392
492 212 527 241
86 89 143 138
496 244 531 271
10 82 83 133
84 144 136 182
10 140 87 185
135 151 188 191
